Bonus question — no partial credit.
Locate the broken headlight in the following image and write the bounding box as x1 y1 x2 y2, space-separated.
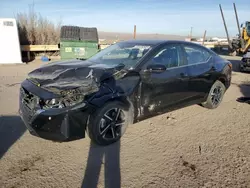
43 98 65 109
42 88 85 109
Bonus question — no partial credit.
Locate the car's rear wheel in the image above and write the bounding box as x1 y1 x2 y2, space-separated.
86 101 133 146
201 80 226 109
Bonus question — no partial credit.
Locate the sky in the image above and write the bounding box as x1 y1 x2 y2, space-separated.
1 0 250 37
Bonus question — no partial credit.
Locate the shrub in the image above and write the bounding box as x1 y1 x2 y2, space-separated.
16 7 61 45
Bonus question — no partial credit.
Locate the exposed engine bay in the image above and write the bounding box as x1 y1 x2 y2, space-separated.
41 88 87 109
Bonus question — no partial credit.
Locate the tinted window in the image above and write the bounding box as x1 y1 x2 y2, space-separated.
149 44 182 68
183 44 212 65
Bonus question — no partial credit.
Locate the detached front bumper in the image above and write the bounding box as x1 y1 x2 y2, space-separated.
19 80 91 142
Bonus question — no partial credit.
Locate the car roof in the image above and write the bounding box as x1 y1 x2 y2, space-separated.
118 39 199 46
119 39 167 46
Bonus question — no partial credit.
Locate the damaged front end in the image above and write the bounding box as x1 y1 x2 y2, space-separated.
18 59 130 142
41 87 93 110
19 79 96 141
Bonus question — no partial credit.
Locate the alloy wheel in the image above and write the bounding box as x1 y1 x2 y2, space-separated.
99 108 125 140
211 86 223 106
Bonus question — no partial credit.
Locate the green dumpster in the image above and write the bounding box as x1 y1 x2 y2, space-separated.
59 26 100 60
59 41 99 60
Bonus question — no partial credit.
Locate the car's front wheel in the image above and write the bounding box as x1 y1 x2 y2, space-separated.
86 100 133 146
201 80 226 109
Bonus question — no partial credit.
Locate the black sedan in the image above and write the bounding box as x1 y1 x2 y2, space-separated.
19 40 232 145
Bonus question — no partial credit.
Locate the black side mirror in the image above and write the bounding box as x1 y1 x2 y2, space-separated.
145 64 166 73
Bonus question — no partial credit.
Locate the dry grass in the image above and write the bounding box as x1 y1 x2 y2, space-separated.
16 7 61 45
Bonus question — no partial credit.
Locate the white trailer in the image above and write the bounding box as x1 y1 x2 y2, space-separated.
0 18 22 64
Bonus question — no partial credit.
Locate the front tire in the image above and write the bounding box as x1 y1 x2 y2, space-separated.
86 101 133 146
201 80 226 109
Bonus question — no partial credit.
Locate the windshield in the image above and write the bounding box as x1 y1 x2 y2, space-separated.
88 42 152 69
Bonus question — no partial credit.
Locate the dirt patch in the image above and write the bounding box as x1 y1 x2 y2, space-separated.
8 155 44 175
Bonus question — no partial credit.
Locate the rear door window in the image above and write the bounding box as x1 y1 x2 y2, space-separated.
183 44 212 65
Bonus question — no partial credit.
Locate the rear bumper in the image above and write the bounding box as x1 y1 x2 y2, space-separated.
18 80 92 142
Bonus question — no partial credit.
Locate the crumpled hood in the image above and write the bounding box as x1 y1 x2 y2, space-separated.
27 59 125 94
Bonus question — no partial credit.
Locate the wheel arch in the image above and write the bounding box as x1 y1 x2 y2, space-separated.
105 96 134 111
218 75 227 87
89 94 135 122
217 64 232 89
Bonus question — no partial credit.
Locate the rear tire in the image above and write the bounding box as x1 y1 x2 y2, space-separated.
86 101 133 146
201 80 226 109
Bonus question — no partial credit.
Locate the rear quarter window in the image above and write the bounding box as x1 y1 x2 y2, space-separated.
184 44 212 65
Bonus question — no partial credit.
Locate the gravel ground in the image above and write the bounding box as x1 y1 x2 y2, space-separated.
0 56 250 188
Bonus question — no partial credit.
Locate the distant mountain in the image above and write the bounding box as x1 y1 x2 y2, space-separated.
98 31 186 43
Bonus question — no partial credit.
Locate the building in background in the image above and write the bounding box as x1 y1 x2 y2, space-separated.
0 18 22 64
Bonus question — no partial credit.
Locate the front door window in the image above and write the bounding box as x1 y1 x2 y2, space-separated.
150 44 182 68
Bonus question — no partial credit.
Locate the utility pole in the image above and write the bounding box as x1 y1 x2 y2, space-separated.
133 25 136 39
219 4 232 50
233 3 241 38
202 30 207 46
233 3 244 49
190 27 193 39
